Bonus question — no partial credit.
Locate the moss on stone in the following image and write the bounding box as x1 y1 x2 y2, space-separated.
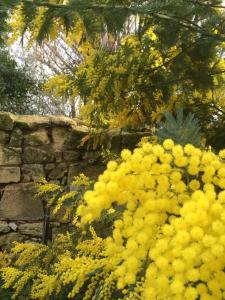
0 113 14 130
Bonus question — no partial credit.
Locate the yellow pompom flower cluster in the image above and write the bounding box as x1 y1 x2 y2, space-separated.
77 140 225 299
3 140 225 299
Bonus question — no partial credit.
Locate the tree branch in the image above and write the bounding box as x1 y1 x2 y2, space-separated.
186 0 225 9
22 0 65 8
20 1 224 40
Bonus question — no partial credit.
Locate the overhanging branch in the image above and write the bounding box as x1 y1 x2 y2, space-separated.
19 0 224 40
186 0 225 9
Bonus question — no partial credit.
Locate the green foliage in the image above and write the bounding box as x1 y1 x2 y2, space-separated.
36 174 94 223
0 252 12 299
2 0 225 42
101 148 121 165
1 0 225 150
0 49 42 114
36 174 120 236
156 108 201 147
3 0 225 151
0 1 8 45
0 1 37 113
0 282 12 300
74 31 225 128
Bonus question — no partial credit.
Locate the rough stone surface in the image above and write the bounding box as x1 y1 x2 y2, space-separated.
14 115 50 129
64 127 89 149
68 164 104 181
0 183 43 220
8 129 23 147
0 147 21 165
18 223 43 237
110 131 122 152
55 151 63 162
23 147 54 164
52 127 70 150
48 163 67 179
50 115 78 127
63 150 81 162
0 112 147 247
0 131 10 144
21 164 45 182
82 151 101 164
24 129 50 146
45 163 55 171
0 167 20 183
0 112 14 130
0 221 10 233
8 222 18 231
0 232 25 250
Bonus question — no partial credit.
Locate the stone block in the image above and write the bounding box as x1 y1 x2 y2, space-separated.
48 163 67 180
68 163 105 181
0 221 10 233
0 112 14 130
18 223 43 237
52 127 70 151
0 147 21 165
64 127 89 150
14 115 50 129
82 151 101 164
23 147 54 164
110 134 122 152
24 129 50 146
49 115 78 127
8 222 17 231
8 128 23 147
55 151 62 162
63 150 81 162
0 167 20 183
0 232 25 250
0 131 10 144
21 164 45 182
45 163 55 171
0 183 43 220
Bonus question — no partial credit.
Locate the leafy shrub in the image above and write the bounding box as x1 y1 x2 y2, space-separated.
36 173 94 224
0 252 12 299
2 140 225 299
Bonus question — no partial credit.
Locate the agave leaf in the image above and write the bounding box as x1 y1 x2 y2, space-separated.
163 112 178 130
156 108 201 146
176 108 183 127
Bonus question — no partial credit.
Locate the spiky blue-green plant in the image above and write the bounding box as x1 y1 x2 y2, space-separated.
157 108 201 147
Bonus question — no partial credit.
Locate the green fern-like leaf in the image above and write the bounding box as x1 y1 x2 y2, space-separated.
156 108 201 146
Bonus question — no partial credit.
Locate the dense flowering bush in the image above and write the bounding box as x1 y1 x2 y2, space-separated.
2 140 225 299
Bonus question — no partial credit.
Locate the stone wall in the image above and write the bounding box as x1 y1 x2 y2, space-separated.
0 112 150 250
